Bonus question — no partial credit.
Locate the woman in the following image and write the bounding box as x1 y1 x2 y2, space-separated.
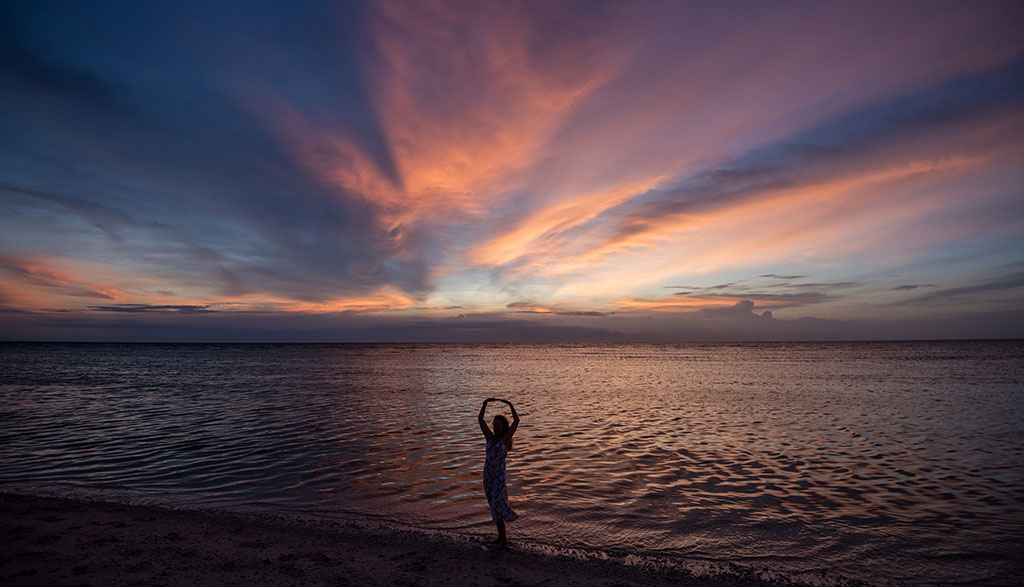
478 397 520 549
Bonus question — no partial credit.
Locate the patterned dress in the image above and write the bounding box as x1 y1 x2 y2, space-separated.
483 438 519 522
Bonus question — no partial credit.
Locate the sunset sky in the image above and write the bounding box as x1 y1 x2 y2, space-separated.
2 0 1023 341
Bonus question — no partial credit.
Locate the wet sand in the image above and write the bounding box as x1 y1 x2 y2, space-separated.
0 491 805 586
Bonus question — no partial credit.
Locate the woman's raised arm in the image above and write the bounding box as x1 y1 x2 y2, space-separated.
478 398 494 440
502 399 520 438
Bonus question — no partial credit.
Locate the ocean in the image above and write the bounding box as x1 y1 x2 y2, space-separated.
1 341 1021 584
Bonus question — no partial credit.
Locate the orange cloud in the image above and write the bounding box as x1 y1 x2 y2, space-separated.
271 288 420 314
515 108 1023 302
366 1 623 219
0 256 132 310
0 252 423 317
611 295 740 313
469 174 671 268
235 1 1024 318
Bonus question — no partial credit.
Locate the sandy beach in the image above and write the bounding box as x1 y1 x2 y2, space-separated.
0 491 805 587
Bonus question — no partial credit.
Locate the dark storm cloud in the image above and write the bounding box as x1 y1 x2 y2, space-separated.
761 274 805 279
0 0 427 302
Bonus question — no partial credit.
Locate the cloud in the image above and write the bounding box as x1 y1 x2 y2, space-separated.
612 291 827 313
0 309 636 343
890 284 937 291
1 1 1023 341
666 283 741 291
699 300 769 319
3 298 1022 342
506 301 536 309
713 293 830 306
897 272 1024 305
581 57 1024 259
661 278 846 308
88 304 215 314
614 288 831 315
0 256 122 302
504 301 611 316
767 282 858 290
470 53 1024 297
0 1 431 307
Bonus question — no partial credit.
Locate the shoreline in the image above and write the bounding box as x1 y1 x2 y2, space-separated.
1 491 820 586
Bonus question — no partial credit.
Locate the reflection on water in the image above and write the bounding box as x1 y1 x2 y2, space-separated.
1 341 1022 584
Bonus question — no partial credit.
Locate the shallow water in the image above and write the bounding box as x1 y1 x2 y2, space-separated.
2 341 1022 584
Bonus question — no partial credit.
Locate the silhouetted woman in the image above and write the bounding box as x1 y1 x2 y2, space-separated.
478 397 520 549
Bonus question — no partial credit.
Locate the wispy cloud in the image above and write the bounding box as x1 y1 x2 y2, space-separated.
614 291 830 313
896 272 1024 305
0 256 124 303
89 304 215 314
1 1 1023 340
487 57 1024 290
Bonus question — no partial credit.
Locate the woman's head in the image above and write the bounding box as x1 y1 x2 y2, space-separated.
492 414 510 437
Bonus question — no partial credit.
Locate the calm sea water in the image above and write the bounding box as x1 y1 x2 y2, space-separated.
1 341 1022 584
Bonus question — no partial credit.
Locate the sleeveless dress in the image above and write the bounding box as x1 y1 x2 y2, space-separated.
483 438 519 522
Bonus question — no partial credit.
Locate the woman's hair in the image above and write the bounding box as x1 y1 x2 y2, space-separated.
493 414 512 448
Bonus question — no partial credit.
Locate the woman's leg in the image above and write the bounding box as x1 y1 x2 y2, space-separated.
496 520 507 548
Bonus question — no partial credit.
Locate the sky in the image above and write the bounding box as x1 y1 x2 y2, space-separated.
1 0 1023 342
